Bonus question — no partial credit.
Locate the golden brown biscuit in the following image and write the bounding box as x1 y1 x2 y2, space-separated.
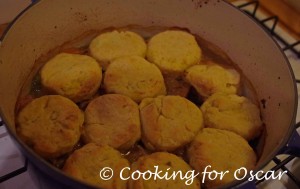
17 95 83 158
63 143 129 189
41 53 102 102
128 152 201 189
185 63 240 98
146 30 201 73
139 95 203 151
104 56 166 102
188 128 257 188
89 30 147 69
83 94 141 150
200 93 262 141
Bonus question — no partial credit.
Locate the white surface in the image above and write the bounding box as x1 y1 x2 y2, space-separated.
0 126 65 189
0 127 24 177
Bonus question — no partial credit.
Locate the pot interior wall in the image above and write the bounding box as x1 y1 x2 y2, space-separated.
0 0 296 175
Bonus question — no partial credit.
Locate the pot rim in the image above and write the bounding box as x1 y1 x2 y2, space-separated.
0 0 298 188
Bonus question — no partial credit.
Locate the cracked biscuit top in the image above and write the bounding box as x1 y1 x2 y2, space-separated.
200 93 262 141
83 94 141 150
185 62 240 98
139 95 203 151
16 95 83 158
104 56 166 102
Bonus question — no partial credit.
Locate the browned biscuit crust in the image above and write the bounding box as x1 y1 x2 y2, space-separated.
140 95 203 151
147 30 201 73
89 30 147 70
128 152 201 189
185 63 240 98
200 93 262 140
63 143 129 189
104 56 166 102
17 95 83 158
41 53 102 102
83 94 141 150
188 128 257 188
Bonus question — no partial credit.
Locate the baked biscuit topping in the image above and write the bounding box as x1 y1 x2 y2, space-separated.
188 128 257 188
63 143 129 189
140 95 203 151
185 63 240 98
104 56 166 102
17 95 83 158
83 94 141 150
16 27 263 189
201 93 262 140
129 152 201 189
89 30 147 70
41 53 102 102
147 30 201 73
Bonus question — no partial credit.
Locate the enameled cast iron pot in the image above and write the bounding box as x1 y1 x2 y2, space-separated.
0 0 300 188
